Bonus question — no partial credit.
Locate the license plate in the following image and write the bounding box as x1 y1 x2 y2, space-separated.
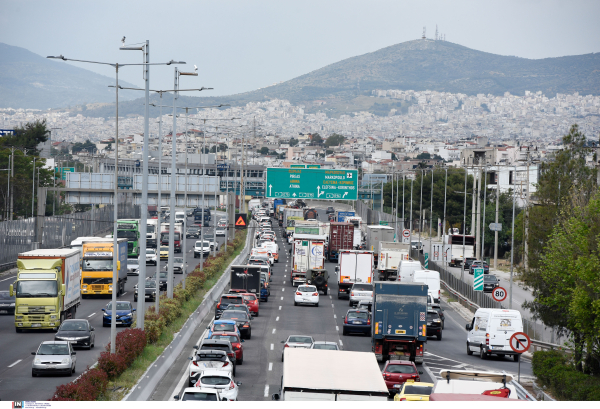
0 310 7 314
32 323 41 327
303 299 311 302
353 321 363 324
394 384 401 388
46 366 56 369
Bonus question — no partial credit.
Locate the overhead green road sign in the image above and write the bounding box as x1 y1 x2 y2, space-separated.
266 168 358 200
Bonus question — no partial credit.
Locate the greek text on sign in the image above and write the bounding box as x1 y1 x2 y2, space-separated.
266 168 358 200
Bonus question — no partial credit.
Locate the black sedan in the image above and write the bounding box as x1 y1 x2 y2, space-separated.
220 310 253 339
430 303 445 329
152 272 168 291
463 257 477 271
326 206 335 214
54 319 95 349
426 308 443 340
483 274 500 293
0 291 15 315
186 226 200 238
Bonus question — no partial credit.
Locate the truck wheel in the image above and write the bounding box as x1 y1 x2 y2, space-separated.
16 328 22 333
466 343 473 355
479 346 487 359
437 332 442 341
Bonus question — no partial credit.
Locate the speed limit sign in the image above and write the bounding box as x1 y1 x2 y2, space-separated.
492 286 507 302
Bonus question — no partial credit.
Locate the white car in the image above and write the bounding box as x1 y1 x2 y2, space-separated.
349 283 374 307
310 341 340 351
127 258 139 275
194 240 211 258
281 335 314 362
174 387 224 401
187 349 234 387
194 369 241 401
215 226 226 236
32 341 76 376
144 248 157 265
294 285 319 307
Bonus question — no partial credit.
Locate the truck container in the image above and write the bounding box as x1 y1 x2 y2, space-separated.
303 208 318 220
248 198 261 212
327 222 354 262
444 234 476 267
371 281 428 364
345 216 364 248
161 221 183 253
230 265 262 295
291 234 326 287
80 238 128 297
273 349 388 401
336 250 374 299
11 248 81 332
377 242 411 280
283 208 303 232
117 219 141 257
366 225 394 268
293 220 320 236
335 211 355 223
148 205 158 218
273 199 287 215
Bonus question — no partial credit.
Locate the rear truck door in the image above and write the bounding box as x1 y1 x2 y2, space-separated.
309 241 324 270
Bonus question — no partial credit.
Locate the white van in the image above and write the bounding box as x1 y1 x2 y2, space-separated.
413 270 441 303
175 211 185 222
466 308 524 361
396 260 422 283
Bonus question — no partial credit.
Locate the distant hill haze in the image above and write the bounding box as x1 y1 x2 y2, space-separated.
2 39 599 115
0 42 139 110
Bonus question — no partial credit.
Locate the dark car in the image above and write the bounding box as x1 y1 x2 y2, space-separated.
220 310 253 339
186 226 200 238
326 206 335 214
483 274 500 293
469 260 490 275
151 271 168 291
426 308 443 340
215 294 244 319
430 303 445 329
134 279 158 302
342 309 371 336
102 301 135 327
198 339 236 371
55 319 95 349
463 257 477 271
381 360 422 394
0 291 16 315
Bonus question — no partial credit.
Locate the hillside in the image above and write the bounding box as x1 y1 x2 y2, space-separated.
0 42 139 110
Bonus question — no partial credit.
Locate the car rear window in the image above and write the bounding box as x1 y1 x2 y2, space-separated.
213 323 235 332
201 375 231 386
210 334 239 343
182 392 218 401
347 311 369 319
313 344 338 350
198 353 226 361
403 385 433 395
289 336 312 343
221 311 247 320
386 364 417 374
484 275 497 282
201 344 230 352
298 286 317 292
220 296 242 305
352 284 373 291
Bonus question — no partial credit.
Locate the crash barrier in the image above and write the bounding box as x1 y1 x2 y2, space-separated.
0 201 140 270
123 220 254 401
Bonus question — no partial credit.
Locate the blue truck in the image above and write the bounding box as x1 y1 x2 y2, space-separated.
273 199 287 216
336 211 355 222
371 281 428 364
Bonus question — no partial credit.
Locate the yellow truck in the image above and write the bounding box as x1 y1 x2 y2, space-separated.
80 238 128 297
10 248 81 332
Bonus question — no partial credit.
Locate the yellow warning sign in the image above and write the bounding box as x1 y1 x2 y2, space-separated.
236 216 246 226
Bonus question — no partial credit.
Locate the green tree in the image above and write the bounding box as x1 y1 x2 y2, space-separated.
259 147 270 155
416 152 431 160
325 133 345 147
0 119 49 155
71 140 97 154
210 145 217 153
218 143 228 152
310 133 323 145
289 138 299 147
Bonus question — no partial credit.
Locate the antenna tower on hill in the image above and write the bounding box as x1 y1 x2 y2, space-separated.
422 27 426 39
435 24 438 40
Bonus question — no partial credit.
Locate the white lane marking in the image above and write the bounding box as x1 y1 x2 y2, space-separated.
339 339 343 346
280 297 283 300
336 326 339 331
333 314 336 319
283 281 285 284
268 362 273 371
264 385 269 397
0 276 17 282
270 344 274 350
88 312 96 318
284 275 286 278
282 288 284 292
272 328 276 334
276 316 279 321
279 306 282 310
8 359 21 368
329 295 332 299
331 304 334 308
121 292 128 296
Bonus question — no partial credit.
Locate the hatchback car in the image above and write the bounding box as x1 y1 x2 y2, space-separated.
216 226 226 236
310 341 340 351
349 283 374 307
187 349 233 387
215 294 244 319
342 309 371 336
207 320 241 339
127 257 140 275
144 248 157 265
198 340 237 372
160 245 169 259
220 310 253 339
134 279 158 302
194 240 211 258
281 335 314 361
394 380 434 401
326 206 335 214
209 332 244 364
294 285 319 307
102 301 135 327
31 341 76 376
195 369 241 401
150 271 168 292
381 360 422 394
426 308 443 340
241 293 259 316
0 291 16 315
225 304 251 317
186 226 200 238
54 319 95 349
469 260 490 274
463 257 477 271
173 257 185 274
483 274 500 293
175 387 223 401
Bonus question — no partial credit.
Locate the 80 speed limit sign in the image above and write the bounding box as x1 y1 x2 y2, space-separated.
492 286 507 302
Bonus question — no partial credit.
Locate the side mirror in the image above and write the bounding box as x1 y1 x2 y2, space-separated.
101 309 106 312
173 395 180 400
193 345 199 350
465 324 472 331
117 261 121 271
221 398 228 401
280 340 284 343
9 284 14 297
419 371 423 374
132 309 136 312
236 382 242 386
61 283 66 296
31 352 36 355
91 327 95 331
71 352 76 355
250 317 254 320
272 393 280 401
241 339 245 343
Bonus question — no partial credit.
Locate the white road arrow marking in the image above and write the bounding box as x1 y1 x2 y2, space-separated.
343 192 348 198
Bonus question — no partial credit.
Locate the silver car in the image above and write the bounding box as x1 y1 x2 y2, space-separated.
31 341 76 376
349 283 374 307
127 258 140 275
173 257 186 274
281 335 314 362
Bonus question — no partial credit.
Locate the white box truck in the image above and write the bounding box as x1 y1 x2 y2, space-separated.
377 241 411 281
365 225 394 268
291 234 327 287
336 250 374 299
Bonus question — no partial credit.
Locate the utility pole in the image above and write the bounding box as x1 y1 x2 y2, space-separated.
10 147 15 220
475 165 482 260
481 166 487 262
409 178 413 252
442 167 448 265
418 169 424 248
494 165 500 269
429 169 434 265
402 173 405 231
471 166 477 235
168 67 178 299
524 150 530 270
156 95 164 314
509 166 516 309
462 167 467 282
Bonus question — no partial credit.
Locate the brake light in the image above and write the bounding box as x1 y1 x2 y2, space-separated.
284 343 289 348
399 398 406 401
243 324 249 328
312 292 318 296
351 292 354 296
222 362 229 367
486 333 490 346
344 316 348 324
229 381 235 390
192 360 198 367
217 303 221 309
367 318 371 325
296 292 301 295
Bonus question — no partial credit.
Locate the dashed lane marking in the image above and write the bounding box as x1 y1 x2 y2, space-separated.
280 297 283 300
339 340 343 346
272 328 276 334
276 316 279 321
282 288 285 292
278 306 282 310
270 344 274 350
283 281 285 284
269 362 273 371
8 360 21 368
333 314 336 319
264 385 269 398
88 312 96 318
336 326 339 331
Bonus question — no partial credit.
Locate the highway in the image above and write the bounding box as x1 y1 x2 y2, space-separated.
149 206 533 401
0 210 226 401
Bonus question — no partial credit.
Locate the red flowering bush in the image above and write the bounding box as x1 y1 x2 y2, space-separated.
50 367 108 401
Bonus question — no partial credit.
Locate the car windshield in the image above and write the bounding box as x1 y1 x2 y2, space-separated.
82 259 113 271
289 336 312 343
313 343 338 350
38 344 69 355
181 392 218 401
427 312 439 319
386 364 416 374
201 376 231 386
106 302 131 310
188 227 199 232
127 258 138 264
221 311 247 320
298 286 316 292
352 284 373 291
484 275 497 282
210 334 238 343
403 385 433 395
146 249 154 254
117 230 137 239
160 247 169 252
145 280 157 288
59 321 88 331
147 225 155 233
347 311 369 319
213 323 235 332
161 233 180 241
174 258 183 264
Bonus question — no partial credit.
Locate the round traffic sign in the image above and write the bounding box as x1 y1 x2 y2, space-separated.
492 286 507 302
402 229 410 238
509 332 531 354
434 251 439 258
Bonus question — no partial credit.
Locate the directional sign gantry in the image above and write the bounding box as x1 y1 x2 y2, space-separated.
265 168 358 200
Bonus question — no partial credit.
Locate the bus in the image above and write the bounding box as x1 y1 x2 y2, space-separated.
117 219 141 257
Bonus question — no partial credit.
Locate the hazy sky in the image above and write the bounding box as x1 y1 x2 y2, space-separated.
2 0 599 97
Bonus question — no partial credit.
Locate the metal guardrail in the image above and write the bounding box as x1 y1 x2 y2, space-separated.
532 380 555 401
510 380 536 401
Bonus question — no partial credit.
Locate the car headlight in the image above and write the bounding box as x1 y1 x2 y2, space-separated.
50 315 57 319
134 290 138 294
433 319 441 323
61 358 69 364
34 358 41 364
109 286 113 290
103 312 109 316
126 313 132 317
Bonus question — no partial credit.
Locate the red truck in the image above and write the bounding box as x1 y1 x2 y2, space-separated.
327 222 354 262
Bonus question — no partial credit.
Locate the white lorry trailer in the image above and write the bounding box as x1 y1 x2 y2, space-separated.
377 241 411 281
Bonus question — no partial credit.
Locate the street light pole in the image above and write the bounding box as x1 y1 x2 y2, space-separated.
442 167 448 266
509 166 516 309
462 167 467 282
31 157 36 218
429 169 433 266
156 95 164 313
481 166 487 264
111 63 120 353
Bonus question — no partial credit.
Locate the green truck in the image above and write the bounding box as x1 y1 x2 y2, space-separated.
117 219 141 257
10 248 81 332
